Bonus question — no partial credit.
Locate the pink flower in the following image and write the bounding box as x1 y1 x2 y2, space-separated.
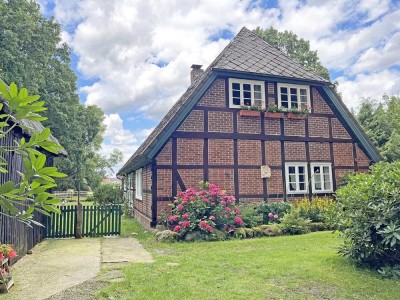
209 184 217 190
182 221 191 228
7 250 16 259
182 213 190 219
173 225 181 232
274 214 279 219
199 221 207 228
234 207 240 214
205 225 213 232
0 253 3 260
228 226 235 232
168 215 179 222
234 217 243 226
209 215 216 221
225 206 231 213
177 204 184 211
220 200 226 205
268 212 274 219
173 200 179 204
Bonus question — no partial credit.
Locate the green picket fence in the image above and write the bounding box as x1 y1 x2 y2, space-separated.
45 204 122 238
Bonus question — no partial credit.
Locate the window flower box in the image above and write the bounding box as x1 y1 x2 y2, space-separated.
264 112 284 119
287 113 307 119
239 110 260 117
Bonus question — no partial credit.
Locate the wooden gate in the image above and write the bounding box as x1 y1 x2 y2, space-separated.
45 204 123 238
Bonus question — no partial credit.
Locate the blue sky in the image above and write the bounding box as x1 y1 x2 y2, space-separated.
37 0 400 171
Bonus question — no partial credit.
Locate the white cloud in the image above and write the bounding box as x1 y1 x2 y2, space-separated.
336 69 400 109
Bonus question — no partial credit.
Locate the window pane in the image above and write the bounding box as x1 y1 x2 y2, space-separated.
243 98 251 106
314 174 321 190
254 91 262 100
233 97 240 105
299 174 305 182
281 101 288 108
289 182 296 191
300 95 307 104
298 166 305 174
300 89 307 95
299 182 305 191
291 94 298 103
232 83 240 90
314 166 321 174
324 181 332 190
244 91 251 99
323 166 330 175
254 85 261 92
243 84 251 91
280 87 287 94
233 90 240 98
281 94 288 102
290 88 297 95
289 166 295 174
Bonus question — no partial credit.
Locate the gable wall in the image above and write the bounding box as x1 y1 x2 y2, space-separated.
153 77 373 220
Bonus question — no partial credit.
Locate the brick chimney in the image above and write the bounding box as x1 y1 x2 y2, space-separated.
190 64 203 84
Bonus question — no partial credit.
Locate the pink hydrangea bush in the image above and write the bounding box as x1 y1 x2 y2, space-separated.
166 182 244 240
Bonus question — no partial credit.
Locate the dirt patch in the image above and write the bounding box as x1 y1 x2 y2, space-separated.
6 239 101 300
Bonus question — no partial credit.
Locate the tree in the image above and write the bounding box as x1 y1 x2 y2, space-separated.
357 95 400 162
0 0 107 190
0 79 66 224
253 27 330 81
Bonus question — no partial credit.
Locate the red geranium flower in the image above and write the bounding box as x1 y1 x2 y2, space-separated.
7 250 16 259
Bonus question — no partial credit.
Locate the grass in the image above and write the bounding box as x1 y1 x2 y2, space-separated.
98 219 400 300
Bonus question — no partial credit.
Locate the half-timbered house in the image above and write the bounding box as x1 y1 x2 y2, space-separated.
118 27 381 228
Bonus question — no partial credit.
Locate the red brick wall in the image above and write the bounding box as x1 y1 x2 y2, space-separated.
284 142 307 161
265 118 280 135
284 118 305 137
156 139 172 165
267 169 283 194
312 88 333 114
178 169 203 190
356 145 371 167
157 201 172 219
208 111 233 132
331 118 351 139
133 209 152 230
177 110 204 132
237 114 261 134
208 168 234 194
308 117 329 138
333 143 354 166
177 138 203 165
238 169 263 194
197 78 226 107
309 142 330 161
238 140 262 165
157 169 172 197
240 198 263 204
208 139 234 165
335 169 354 186
265 141 282 166
267 83 275 95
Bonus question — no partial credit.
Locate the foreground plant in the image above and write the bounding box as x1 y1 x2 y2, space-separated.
336 161 400 278
166 182 243 240
0 79 67 224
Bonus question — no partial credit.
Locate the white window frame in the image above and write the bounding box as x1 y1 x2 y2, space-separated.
277 83 310 110
310 163 333 193
228 78 266 109
285 162 308 194
135 168 143 200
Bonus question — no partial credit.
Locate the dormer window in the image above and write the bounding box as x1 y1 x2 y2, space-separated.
277 83 310 109
229 78 265 109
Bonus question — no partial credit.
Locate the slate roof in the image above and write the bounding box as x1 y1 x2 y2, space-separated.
118 27 381 176
118 27 332 175
213 28 329 83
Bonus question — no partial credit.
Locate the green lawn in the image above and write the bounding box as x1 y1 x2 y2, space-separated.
99 219 400 300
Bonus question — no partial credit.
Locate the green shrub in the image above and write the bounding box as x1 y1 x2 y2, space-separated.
278 208 311 235
294 197 335 222
335 162 400 276
93 183 123 205
234 228 246 239
245 228 254 238
237 203 263 228
309 222 326 232
252 227 263 237
257 201 292 224
259 224 282 236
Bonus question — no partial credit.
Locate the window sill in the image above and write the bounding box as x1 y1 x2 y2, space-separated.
264 112 284 119
239 110 260 117
287 113 307 120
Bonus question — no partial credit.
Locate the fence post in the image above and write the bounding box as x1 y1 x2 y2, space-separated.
75 202 83 238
